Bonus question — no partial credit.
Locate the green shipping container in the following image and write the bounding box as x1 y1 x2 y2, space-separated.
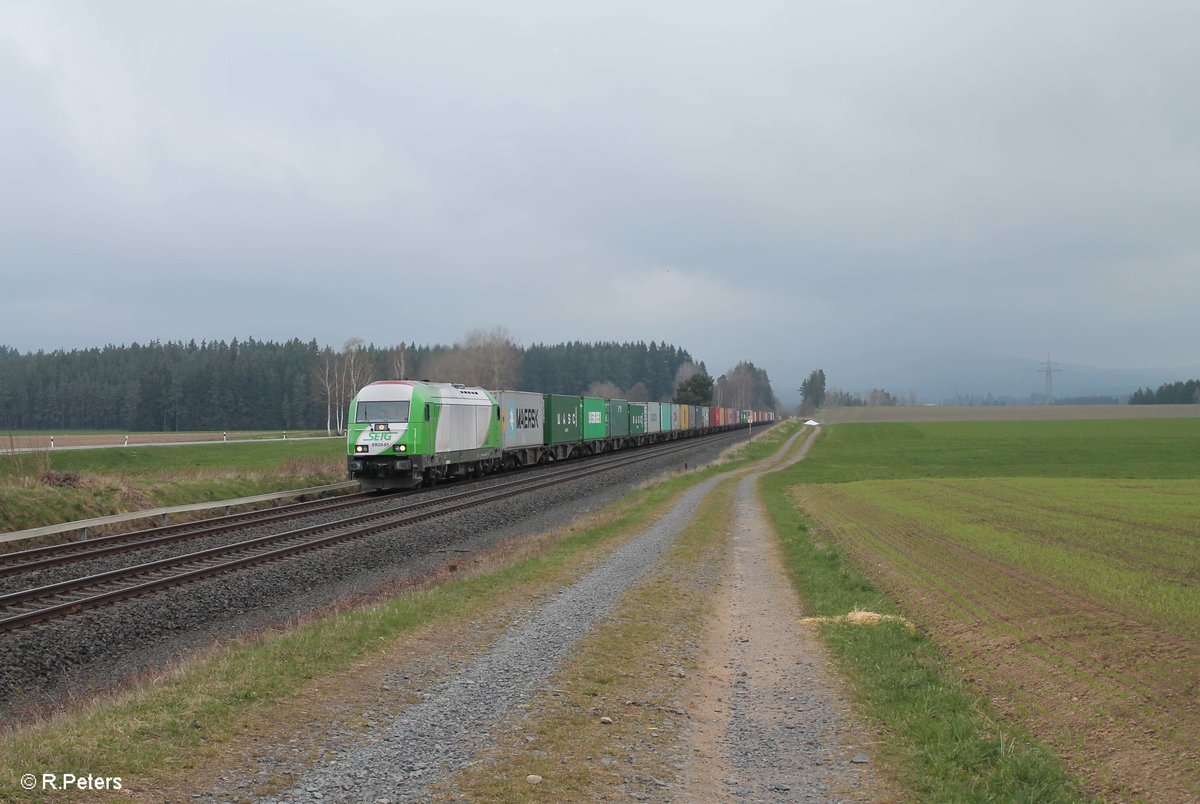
629 403 646 435
582 396 607 440
609 399 630 437
660 402 673 432
544 394 581 444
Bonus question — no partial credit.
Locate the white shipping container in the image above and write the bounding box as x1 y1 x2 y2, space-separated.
645 402 661 433
498 390 545 450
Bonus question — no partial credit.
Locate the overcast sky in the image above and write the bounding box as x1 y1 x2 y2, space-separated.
2 1 1198 401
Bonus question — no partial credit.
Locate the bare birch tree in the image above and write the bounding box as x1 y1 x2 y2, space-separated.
422 327 520 389
389 343 409 380
317 348 337 435
333 338 372 434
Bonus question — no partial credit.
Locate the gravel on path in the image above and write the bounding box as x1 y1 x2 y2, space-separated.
262 475 728 803
680 428 887 801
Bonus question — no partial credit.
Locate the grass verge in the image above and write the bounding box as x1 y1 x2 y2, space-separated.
0 425 795 801
0 441 346 535
760 467 1089 802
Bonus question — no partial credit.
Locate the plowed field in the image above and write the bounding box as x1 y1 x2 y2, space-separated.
795 478 1200 801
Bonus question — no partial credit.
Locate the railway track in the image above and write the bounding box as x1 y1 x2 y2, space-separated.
0 491 374 577
0 432 742 633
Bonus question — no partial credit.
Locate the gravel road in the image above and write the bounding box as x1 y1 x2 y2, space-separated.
220 426 887 802
262 475 727 803
679 436 885 801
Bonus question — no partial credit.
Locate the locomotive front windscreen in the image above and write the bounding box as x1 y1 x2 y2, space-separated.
356 401 410 423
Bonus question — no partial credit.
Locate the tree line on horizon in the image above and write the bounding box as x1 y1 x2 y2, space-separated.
794 365 1200 410
0 333 776 433
1129 379 1200 405
798 369 909 411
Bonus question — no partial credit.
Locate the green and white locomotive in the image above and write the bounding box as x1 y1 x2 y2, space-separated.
347 381 502 490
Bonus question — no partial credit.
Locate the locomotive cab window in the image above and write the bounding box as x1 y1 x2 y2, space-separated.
356 401 410 423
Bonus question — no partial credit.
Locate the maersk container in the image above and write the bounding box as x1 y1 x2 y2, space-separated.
629 403 646 435
645 403 661 434
499 390 545 450
544 394 581 444
609 399 630 437
582 396 607 440
660 402 672 432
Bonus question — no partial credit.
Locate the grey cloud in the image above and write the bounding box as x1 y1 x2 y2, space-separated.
1 1 1198 399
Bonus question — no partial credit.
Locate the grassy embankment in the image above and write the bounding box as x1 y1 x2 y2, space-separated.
0 440 346 536
762 418 1200 802
0 424 797 801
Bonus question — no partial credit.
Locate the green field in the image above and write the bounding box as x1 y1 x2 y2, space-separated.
0 439 342 479
3 430 329 436
815 403 1200 424
790 418 1200 482
763 417 1200 801
0 440 346 535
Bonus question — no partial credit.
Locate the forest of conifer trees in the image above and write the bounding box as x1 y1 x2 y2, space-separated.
0 337 776 432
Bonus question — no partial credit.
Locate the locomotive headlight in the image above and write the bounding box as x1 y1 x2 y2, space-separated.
396 443 407 452
355 445 368 453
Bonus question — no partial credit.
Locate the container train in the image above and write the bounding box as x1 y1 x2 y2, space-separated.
346 380 776 491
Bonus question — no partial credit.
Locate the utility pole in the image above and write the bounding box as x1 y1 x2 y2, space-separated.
1038 354 1061 405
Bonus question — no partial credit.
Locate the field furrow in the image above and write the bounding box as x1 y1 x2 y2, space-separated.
794 483 1200 802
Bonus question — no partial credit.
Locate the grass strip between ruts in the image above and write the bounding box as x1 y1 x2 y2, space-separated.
0 424 796 801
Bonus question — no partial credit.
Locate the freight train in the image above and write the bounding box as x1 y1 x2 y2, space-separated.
346 380 776 491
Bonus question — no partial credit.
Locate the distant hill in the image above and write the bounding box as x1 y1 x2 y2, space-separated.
824 349 1200 405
